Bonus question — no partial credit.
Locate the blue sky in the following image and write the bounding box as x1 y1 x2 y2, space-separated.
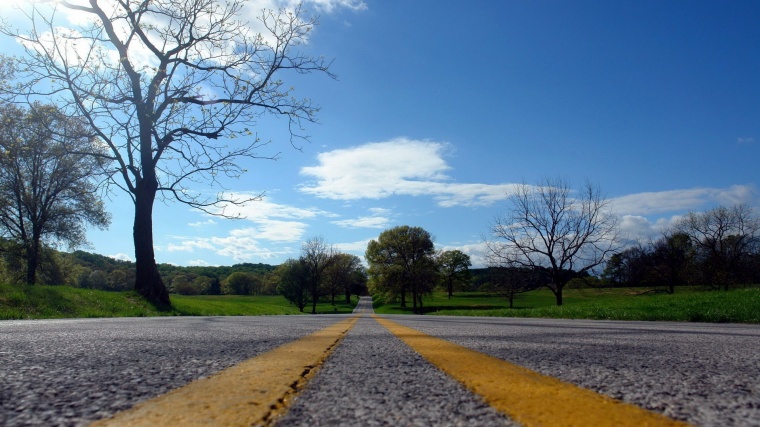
4 0 759 267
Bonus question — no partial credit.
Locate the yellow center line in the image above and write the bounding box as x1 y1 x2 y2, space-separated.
374 315 693 427
89 316 359 427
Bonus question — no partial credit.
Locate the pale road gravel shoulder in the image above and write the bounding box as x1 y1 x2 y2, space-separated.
388 315 760 427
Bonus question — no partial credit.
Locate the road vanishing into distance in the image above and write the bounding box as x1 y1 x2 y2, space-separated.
1 297 759 426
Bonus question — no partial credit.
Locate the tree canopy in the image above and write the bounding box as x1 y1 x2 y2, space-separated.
437 249 471 299
366 226 437 314
3 1 334 305
0 102 110 284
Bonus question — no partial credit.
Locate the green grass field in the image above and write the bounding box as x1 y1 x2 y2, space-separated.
372 287 760 323
0 283 356 320
2 282 759 323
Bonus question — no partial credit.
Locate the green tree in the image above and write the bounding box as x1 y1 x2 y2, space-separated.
5 1 335 305
366 226 437 314
325 253 365 304
277 258 310 312
0 103 110 285
108 269 130 292
192 275 215 295
437 250 472 299
486 178 620 306
172 274 200 295
222 271 260 295
86 270 109 290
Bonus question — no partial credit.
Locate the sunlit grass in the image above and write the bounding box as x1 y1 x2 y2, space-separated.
171 294 357 316
0 283 357 319
373 287 760 323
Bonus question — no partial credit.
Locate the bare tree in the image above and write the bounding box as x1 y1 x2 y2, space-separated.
486 266 539 309
3 1 334 305
676 204 760 290
301 236 334 314
485 178 620 305
0 102 110 285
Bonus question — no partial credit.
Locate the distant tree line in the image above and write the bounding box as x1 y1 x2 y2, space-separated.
603 204 760 292
276 236 368 313
0 245 286 296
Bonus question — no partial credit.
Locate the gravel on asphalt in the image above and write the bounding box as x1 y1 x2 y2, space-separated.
276 315 517 427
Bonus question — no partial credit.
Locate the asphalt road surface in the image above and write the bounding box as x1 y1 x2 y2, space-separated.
1 296 759 426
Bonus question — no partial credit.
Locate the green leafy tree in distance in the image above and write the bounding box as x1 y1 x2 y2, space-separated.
437 249 471 299
366 226 437 314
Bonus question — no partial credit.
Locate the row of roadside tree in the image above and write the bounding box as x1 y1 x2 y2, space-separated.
602 204 760 293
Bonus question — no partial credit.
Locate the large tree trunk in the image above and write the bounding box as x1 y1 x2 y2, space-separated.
25 238 40 285
133 178 170 306
311 281 318 314
554 286 564 306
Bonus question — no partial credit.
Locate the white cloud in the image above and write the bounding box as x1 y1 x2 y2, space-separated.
166 226 298 262
167 240 216 252
333 239 373 261
188 259 215 267
332 207 392 229
611 185 756 216
210 229 283 261
109 253 134 262
299 138 516 207
188 219 218 227
332 216 390 229
248 220 309 242
299 0 368 12
214 194 333 222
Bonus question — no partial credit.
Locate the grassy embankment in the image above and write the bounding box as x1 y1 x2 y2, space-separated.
0 282 356 320
372 287 760 323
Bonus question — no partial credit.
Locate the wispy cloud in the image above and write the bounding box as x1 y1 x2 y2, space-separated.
332 207 393 229
167 227 296 262
299 138 516 207
214 193 335 223
611 185 756 216
164 195 331 262
188 219 217 227
188 259 215 267
333 239 373 254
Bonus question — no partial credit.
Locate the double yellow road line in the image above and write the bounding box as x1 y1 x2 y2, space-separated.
92 315 691 427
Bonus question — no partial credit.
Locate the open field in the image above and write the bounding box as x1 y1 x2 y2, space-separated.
372 287 760 323
2 283 759 323
0 283 356 319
